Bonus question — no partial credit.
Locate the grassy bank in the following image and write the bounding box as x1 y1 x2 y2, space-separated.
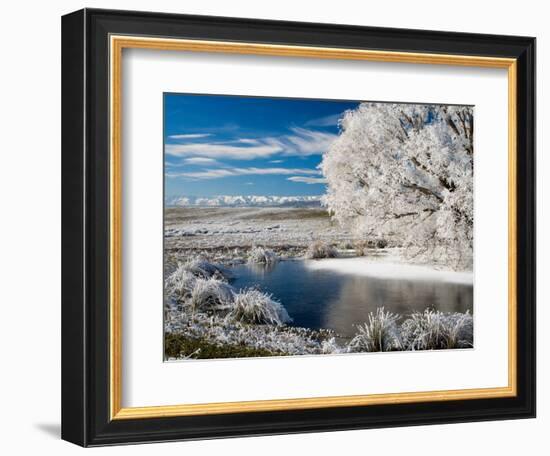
164 332 280 360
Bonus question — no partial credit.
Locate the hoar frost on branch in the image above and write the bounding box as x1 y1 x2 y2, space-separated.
321 103 473 270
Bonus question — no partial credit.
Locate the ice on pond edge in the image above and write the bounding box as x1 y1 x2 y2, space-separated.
305 257 473 286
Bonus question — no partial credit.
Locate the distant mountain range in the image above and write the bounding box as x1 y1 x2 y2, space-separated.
166 195 323 208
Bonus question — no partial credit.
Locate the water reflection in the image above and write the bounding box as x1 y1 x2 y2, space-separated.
322 275 473 337
244 261 278 275
230 259 473 337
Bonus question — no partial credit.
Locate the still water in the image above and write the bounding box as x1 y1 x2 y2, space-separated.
230 259 473 338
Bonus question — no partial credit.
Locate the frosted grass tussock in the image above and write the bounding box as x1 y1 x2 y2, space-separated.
305 240 338 259
180 258 230 280
166 267 197 302
248 246 278 264
166 258 233 304
339 240 355 250
348 308 402 352
353 239 389 256
321 337 343 354
229 288 292 325
188 278 235 312
400 309 473 350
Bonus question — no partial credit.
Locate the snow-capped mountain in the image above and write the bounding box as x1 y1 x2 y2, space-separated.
166 195 322 208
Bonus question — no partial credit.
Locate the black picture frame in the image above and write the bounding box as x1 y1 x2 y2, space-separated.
62 8 536 447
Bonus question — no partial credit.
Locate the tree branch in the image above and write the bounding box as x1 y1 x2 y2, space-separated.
410 156 456 192
392 208 436 219
403 182 444 203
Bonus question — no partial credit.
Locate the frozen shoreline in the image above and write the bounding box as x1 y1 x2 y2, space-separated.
305 256 473 286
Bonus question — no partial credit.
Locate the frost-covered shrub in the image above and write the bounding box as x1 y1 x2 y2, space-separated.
188 278 234 312
248 246 278 264
305 241 338 259
348 308 402 352
228 288 291 325
400 309 473 350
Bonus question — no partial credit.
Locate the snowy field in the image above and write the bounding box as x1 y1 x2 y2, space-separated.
164 206 353 269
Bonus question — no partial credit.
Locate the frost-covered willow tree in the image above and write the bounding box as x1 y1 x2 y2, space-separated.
320 103 473 270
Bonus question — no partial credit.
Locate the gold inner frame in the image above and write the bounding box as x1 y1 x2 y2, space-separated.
109 35 518 420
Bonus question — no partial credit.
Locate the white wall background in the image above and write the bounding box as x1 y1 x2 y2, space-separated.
0 0 545 454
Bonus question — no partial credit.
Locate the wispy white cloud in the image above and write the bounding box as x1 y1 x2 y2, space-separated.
287 176 327 184
235 139 260 145
269 159 284 163
164 128 336 160
305 113 343 127
165 140 283 160
168 133 212 139
285 127 335 155
181 157 221 165
167 167 321 180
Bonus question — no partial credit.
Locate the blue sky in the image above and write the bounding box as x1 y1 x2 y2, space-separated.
164 94 359 198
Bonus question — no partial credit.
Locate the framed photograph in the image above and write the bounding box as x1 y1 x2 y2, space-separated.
61 8 536 447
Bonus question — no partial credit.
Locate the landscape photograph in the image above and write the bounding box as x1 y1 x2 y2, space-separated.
163 93 474 360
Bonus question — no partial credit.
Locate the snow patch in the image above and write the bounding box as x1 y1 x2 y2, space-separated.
305 257 473 285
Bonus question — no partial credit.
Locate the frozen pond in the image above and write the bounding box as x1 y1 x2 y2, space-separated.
230 258 473 338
